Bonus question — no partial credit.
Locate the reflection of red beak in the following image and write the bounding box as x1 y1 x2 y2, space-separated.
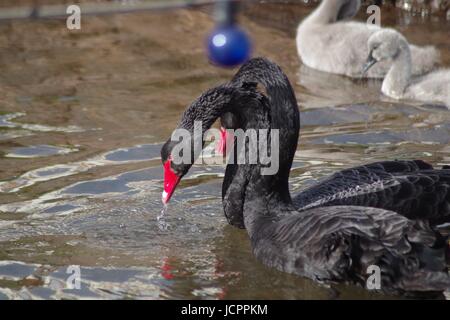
216 127 227 156
162 158 180 204
161 257 174 280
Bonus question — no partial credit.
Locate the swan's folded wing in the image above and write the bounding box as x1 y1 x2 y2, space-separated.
253 206 449 294
293 160 450 225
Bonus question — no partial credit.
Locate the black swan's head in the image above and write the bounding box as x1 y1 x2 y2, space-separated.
160 139 190 204
160 82 270 204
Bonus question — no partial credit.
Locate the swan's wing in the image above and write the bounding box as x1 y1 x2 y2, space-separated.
409 44 441 76
252 206 449 294
296 22 385 78
407 69 450 107
293 160 450 225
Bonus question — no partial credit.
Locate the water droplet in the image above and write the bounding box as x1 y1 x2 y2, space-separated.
157 204 170 231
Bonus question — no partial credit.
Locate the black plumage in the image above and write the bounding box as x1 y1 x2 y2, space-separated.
294 160 450 226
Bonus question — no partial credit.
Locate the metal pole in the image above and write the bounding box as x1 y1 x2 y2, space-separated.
215 0 239 26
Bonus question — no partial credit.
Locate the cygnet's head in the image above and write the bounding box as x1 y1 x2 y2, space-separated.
363 29 409 74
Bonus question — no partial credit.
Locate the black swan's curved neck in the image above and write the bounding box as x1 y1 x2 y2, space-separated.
229 58 300 203
220 58 300 228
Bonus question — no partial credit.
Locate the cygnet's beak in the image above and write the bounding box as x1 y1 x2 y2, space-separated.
362 51 377 75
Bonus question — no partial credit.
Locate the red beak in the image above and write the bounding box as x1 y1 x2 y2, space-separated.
215 127 228 156
162 158 180 204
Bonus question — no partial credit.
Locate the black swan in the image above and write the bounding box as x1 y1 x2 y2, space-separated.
160 58 450 295
218 58 450 229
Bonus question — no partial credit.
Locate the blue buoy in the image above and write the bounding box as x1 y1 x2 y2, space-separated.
207 25 251 67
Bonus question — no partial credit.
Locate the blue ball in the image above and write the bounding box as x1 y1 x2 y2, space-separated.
207 25 251 67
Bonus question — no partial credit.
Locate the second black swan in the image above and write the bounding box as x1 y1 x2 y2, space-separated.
219 58 450 229
160 58 450 295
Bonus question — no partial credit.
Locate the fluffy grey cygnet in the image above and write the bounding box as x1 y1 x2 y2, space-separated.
364 29 450 108
296 0 440 78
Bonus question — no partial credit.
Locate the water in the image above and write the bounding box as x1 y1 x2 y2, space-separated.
157 204 170 231
0 1 449 299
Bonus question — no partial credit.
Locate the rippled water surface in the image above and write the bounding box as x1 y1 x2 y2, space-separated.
0 1 449 299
